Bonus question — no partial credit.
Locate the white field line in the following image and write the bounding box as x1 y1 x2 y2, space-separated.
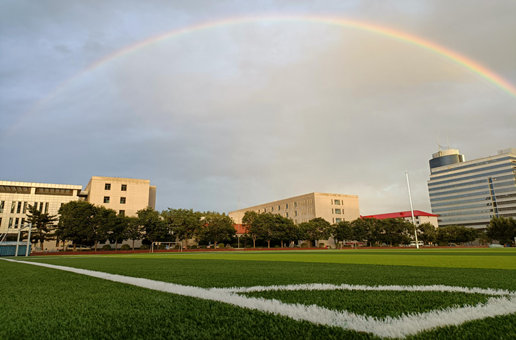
213 283 514 296
2 258 515 339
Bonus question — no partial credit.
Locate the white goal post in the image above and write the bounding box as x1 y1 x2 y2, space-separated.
150 241 183 253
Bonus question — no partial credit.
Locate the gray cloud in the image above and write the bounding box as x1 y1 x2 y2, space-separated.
1 0 515 215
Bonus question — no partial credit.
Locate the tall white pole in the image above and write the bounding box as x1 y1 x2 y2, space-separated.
405 171 420 249
15 229 21 257
25 223 32 256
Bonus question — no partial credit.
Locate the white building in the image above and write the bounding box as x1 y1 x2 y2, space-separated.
0 180 82 237
428 148 516 228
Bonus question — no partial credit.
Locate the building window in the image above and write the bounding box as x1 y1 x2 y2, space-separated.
0 217 2 226
16 201 22 214
294 210 298 216
335 208 342 214
0 201 4 213
45 202 49 213
119 210 125 216
105 183 111 190
120 197 126 204
286 212 289 217
336 218 342 223
104 196 110 203
271 206 274 211
9 217 13 228
22 202 27 213
121 184 127 191
334 199 341 205
15 218 19 229
11 201 16 213
21 218 25 226
278 205 281 210
39 202 44 211
294 202 297 208
286 203 289 209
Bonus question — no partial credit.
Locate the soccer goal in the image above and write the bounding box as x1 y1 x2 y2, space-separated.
150 241 183 253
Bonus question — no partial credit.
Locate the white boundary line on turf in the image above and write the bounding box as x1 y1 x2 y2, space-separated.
212 283 513 296
2 258 516 339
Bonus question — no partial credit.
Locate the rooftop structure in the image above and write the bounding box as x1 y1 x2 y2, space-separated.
362 210 439 228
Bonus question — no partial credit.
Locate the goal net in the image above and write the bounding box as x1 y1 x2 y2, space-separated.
150 242 183 253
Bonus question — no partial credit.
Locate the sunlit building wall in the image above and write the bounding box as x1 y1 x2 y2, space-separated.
0 181 82 235
82 176 156 217
228 192 360 225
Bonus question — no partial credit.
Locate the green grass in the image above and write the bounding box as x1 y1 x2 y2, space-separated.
2 248 515 339
242 290 492 318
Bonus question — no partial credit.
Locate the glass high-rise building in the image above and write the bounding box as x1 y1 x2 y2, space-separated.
427 148 516 228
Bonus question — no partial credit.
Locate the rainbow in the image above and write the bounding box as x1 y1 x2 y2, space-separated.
11 14 516 133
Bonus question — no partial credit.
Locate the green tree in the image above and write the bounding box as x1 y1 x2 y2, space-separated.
351 218 376 246
161 209 202 248
199 213 235 248
92 206 117 251
437 225 478 245
57 201 97 251
26 204 58 251
242 211 278 248
332 220 353 248
107 214 130 250
271 214 296 248
137 207 168 244
417 222 437 245
242 211 260 248
377 219 412 246
487 216 516 246
299 217 331 247
124 216 143 250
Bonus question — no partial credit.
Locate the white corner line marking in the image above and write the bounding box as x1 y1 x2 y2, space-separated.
2 258 515 339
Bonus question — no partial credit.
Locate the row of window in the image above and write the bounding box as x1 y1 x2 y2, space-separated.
430 186 516 203
429 180 515 198
4 217 29 229
0 201 49 215
103 196 126 204
427 174 515 192
439 215 492 223
104 183 127 191
428 169 514 187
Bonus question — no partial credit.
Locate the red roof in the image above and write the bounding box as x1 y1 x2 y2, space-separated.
234 224 249 234
362 210 438 219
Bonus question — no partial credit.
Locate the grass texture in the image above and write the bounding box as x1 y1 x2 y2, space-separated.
1 249 515 339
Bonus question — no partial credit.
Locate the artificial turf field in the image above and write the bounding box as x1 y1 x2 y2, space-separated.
1 249 515 339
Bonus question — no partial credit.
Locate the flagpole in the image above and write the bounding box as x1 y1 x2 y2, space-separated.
405 171 420 249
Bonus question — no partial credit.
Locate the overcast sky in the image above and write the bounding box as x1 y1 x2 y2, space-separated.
1 0 515 215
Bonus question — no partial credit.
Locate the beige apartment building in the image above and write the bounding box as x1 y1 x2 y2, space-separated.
81 176 156 217
0 180 82 237
229 192 360 225
1 176 156 251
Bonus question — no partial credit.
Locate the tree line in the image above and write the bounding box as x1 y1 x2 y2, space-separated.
242 211 485 248
19 200 516 250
